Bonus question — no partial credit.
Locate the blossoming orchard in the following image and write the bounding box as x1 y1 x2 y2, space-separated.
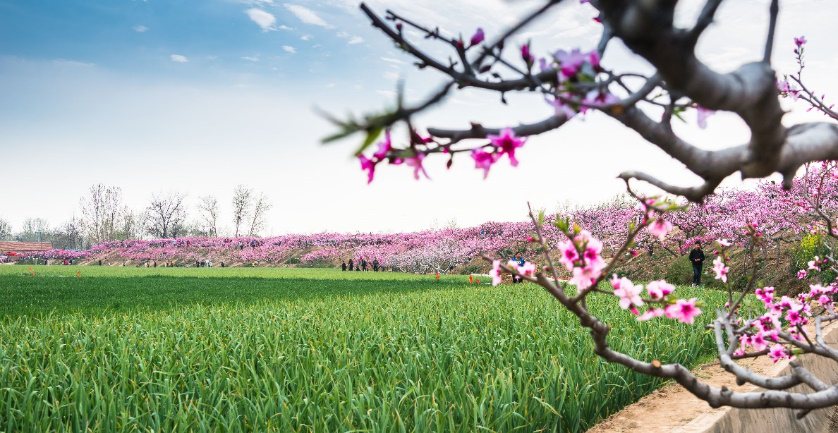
327 0 838 418
4 0 838 431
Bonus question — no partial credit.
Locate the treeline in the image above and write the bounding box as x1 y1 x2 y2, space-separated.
0 184 272 250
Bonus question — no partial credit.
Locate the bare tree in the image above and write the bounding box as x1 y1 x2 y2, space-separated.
80 184 123 245
0 218 11 240
117 207 141 241
197 195 220 237
15 218 49 242
143 192 186 239
232 185 252 237
334 0 838 414
247 193 272 237
53 216 85 250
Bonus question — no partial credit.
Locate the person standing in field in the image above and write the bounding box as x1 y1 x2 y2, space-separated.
361 258 368 271
373 259 379 272
348 259 354 271
689 242 705 286
341 261 347 271
512 252 525 284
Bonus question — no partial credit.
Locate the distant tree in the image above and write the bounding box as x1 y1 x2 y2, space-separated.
0 218 11 240
80 184 123 245
232 185 253 237
247 193 272 237
116 207 141 241
143 192 187 239
51 217 86 250
197 195 220 237
15 218 49 242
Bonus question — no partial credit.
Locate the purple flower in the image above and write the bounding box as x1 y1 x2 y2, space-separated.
469 28 485 47
521 44 534 66
358 155 376 184
794 36 807 47
696 106 715 129
405 153 429 180
471 149 498 179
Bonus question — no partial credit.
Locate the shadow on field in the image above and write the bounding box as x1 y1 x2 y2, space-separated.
0 275 470 318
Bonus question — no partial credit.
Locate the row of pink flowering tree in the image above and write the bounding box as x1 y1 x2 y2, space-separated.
329 0 838 415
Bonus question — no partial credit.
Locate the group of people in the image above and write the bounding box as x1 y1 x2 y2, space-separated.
341 258 380 272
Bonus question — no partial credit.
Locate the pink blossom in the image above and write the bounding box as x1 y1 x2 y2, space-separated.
797 269 808 279
546 95 578 119
553 48 588 77
581 90 619 113
358 155 377 184
648 219 672 241
716 239 732 247
646 280 675 300
612 277 644 310
794 36 807 47
637 308 665 321
696 106 715 129
808 256 821 271
521 44 534 66
487 128 526 167
768 344 788 363
819 294 832 306
712 257 728 283
405 154 429 180
490 260 503 286
471 149 498 179
373 131 392 160
665 298 702 324
558 240 579 270
570 266 598 290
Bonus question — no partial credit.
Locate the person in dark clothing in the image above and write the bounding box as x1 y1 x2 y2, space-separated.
372 259 379 272
512 252 525 283
361 258 368 271
689 242 705 286
341 261 347 271
348 259 354 271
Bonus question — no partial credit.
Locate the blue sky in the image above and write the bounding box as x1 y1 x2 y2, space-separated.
1 0 836 236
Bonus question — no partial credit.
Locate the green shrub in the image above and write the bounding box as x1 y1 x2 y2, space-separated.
791 233 837 284
664 256 693 286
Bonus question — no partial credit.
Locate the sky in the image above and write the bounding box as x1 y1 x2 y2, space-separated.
0 0 836 236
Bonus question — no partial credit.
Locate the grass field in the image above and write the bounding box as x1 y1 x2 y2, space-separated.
0 266 728 432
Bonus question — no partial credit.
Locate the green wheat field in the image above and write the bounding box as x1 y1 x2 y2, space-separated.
0 266 728 432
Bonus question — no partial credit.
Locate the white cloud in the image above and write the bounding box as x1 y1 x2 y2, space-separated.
245 8 277 31
282 45 297 54
170 54 188 63
284 4 333 28
241 56 260 62
133 25 149 33
336 31 349 38
301 34 312 41
380 57 406 65
347 36 364 45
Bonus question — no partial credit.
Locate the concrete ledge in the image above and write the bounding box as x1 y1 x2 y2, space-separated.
588 324 838 433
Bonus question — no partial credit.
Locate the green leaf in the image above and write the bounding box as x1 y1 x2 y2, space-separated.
354 127 383 156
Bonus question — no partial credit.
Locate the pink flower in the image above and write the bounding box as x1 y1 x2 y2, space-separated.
808 256 821 271
581 90 619 113
712 257 728 283
716 239 731 247
785 309 805 326
358 155 377 184
546 95 578 119
751 332 768 351
570 266 598 290
489 260 502 286
646 280 675 300
637 308 665 321
648 219 672 241
469 28 485 47
558 240 579 270
794 36 807 47
553 48 588 77
521 44 534 66
487 128 526 167
517 261 536 277
818 294 832 306
665 298 702 324
471 149 497 179
373 130 392 160
405 154 429 180
612 277 644 310
768 344 788 363
696 106 715 129
797 269 808 279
